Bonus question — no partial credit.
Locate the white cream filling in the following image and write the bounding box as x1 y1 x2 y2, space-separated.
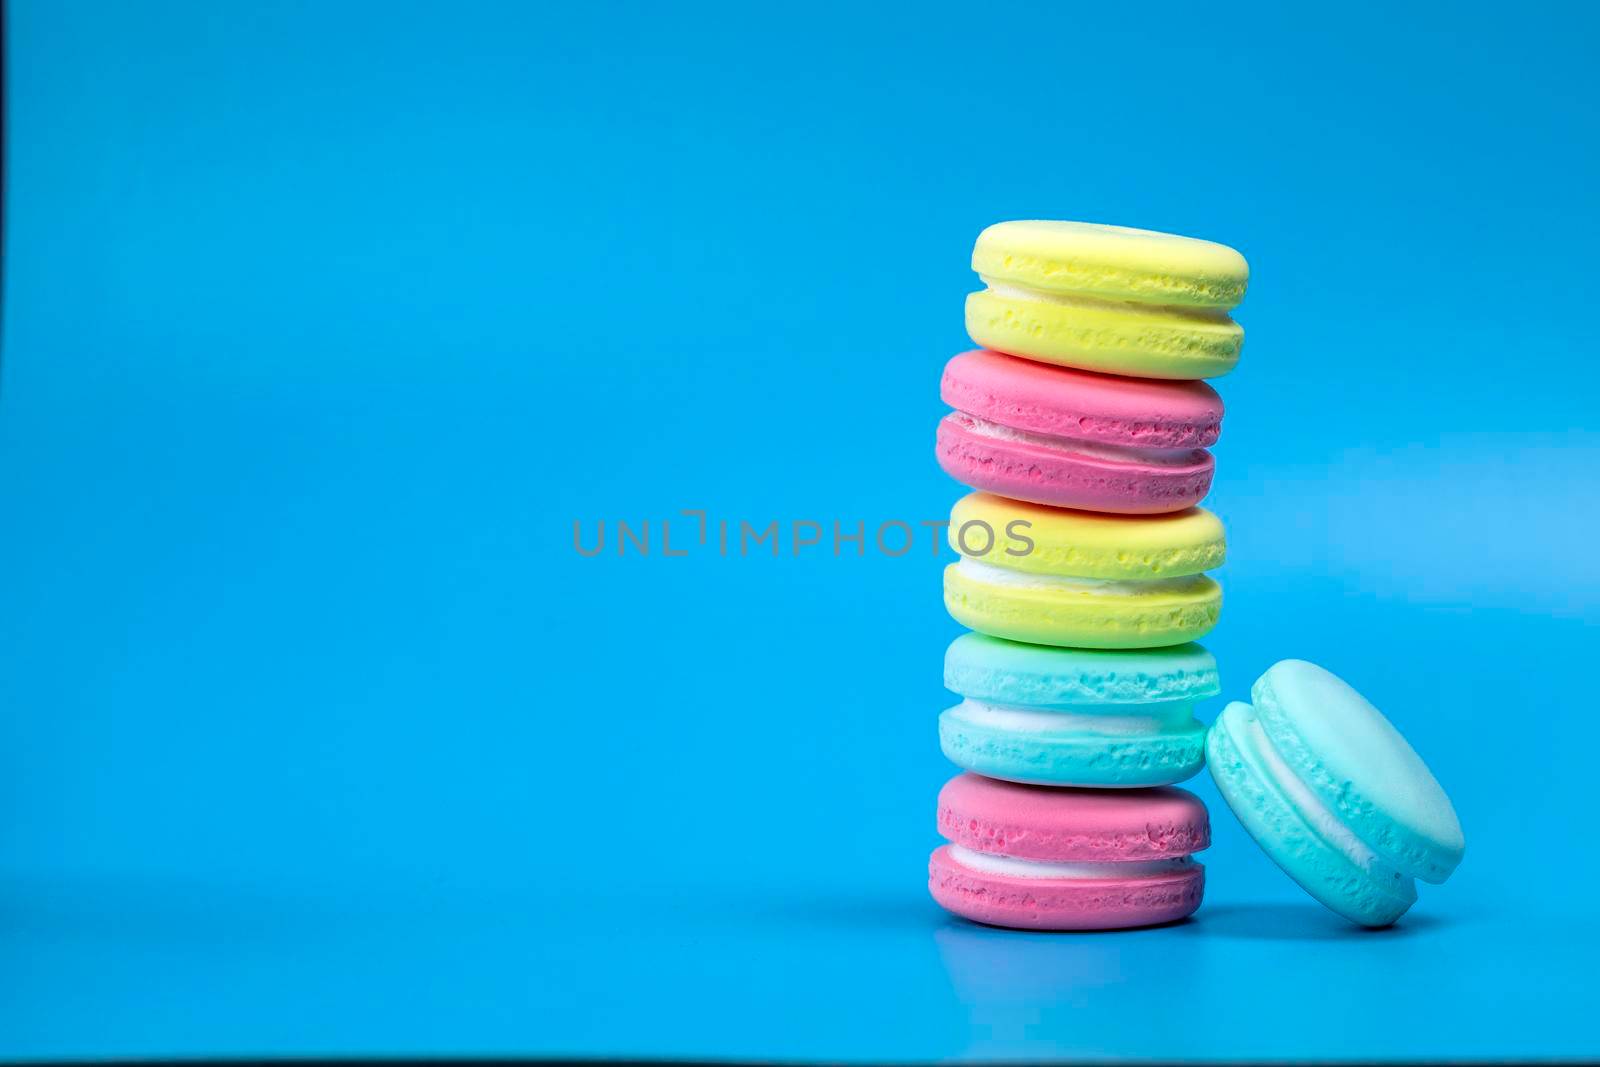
956 557 1205 596
945 698 1189 735
947 412 1203 467
949 844 1193 880
981 279 1232 323
1241 713 1387 874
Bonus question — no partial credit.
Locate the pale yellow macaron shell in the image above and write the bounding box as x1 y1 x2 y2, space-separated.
942 492 1225 649
965 288 1243 380
971 220 1249 308
946 493 1226 579
944 564 1221 649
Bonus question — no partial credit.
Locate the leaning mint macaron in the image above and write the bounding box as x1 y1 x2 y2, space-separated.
941 633 1216 786
938 348 1223 513
930 772 1209 930
944 491 1225 649
966 220 1248 380
1207 660 1465 927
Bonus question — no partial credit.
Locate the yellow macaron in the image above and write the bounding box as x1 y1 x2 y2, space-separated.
944 492 1226 649
966 220 1249 380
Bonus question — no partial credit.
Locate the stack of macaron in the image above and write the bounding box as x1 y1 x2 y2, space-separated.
929 220 1248 930
927 221 1467 930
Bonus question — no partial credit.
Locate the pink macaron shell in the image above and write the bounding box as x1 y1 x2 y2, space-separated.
929 845 1205 930
937 773 1210 863
940 349 1223 449
936 413 1214 513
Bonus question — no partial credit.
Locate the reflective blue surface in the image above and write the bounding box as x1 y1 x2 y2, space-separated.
3 1 1599 1060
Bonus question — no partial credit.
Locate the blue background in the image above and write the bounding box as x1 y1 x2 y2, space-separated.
3 0 1598 1060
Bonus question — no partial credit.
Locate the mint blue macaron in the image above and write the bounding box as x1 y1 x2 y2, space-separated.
1207 659 1465 927
939 633 1217 787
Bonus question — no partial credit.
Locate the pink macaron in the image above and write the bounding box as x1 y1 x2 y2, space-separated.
936 349 1224 514
929 772 1209 930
